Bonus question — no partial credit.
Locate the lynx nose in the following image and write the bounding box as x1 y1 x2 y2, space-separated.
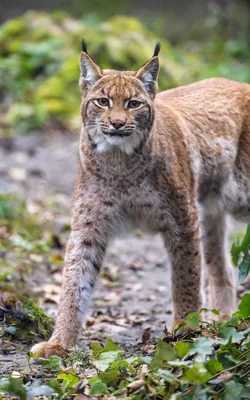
111 120 125 130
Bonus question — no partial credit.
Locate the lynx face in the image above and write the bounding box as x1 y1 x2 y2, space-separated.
79 51 159 154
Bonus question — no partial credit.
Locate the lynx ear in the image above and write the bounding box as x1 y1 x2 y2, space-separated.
136 43 160 98
136 57 159 98
79 42 102 93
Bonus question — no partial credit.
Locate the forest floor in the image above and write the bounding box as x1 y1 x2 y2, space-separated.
0 130 249 380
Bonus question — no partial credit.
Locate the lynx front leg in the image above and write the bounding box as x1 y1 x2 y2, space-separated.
31 199 114 357
163 208 203 328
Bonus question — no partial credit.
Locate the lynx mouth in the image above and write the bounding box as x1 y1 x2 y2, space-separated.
103 130 133 138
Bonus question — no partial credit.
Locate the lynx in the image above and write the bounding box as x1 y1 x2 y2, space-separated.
31 41 250 358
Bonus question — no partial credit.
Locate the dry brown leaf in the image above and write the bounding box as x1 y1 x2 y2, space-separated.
115 317 130 326
8 167 27 181
127 378 146 392
86 316 96 326
147 384 156 394
104 291 122 301
238 320 250 330
141 328 151 344
34 284 61 304
74 394 94 400
217 371 234 383
143 344 155 354
125 283 143 292
129 315 148 326
86 315 117 326
136 364 148 379
29 254 43 263
130 259 145 270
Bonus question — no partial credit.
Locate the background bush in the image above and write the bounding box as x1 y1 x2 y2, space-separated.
0 8 249 137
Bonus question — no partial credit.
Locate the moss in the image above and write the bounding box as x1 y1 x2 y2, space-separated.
0 296 53 342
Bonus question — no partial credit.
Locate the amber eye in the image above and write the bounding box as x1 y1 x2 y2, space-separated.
128 100 141 109
96 98 109 107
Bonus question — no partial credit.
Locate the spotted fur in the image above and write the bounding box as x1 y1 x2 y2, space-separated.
31 45 250 356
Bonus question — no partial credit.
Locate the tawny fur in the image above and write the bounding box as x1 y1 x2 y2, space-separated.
31 47 250 357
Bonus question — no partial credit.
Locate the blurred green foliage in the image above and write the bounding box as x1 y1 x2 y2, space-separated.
1 296 53 342
0 11 249 137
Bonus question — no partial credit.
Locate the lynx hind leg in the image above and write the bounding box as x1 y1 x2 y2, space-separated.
163 204 203 330
223 125 250 224
202 211 236 319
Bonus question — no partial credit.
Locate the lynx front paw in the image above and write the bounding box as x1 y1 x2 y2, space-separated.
30 342 69 359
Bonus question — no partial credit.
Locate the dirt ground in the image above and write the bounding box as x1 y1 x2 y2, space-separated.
0 131 248 376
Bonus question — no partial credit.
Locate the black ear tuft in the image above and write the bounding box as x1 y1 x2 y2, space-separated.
81 38 88 53
153 42 161 57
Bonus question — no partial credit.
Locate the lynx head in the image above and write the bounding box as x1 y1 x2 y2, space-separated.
79 40 160 155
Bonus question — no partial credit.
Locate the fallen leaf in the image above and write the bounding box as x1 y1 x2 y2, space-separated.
147 384 156 393
29 254 43 263
141 328 151 344
127 379 145 392
130 259 145 270
8 167 27 181
143 344 155 354
136 364 148 379
86 316 97 326
75 394 93 400
34 284 61 304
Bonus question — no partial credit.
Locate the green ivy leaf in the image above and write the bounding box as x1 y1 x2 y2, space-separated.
99 369 119 386
186 312 200 327
183 363 212 384
93 351 121 372
47 378 63 397
57 373 79 389
26 381 55 398
155 340 179 362
91 380 107 396
154 368 175 383
238 293 250 319
219 327 245 345
91 341 103 358
0 377 26 400
168 360 192 367
238 256 250 284
204 359 223 374
174 341 190 358
110 359 129 369
231 224 250 266
200 307 219 315
103 338 121 353
226 314 240 327
223 380 243 399
189 338 214 355
150 339 179 370
241 385 250 398
217 349 239 369
42 356 62 371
